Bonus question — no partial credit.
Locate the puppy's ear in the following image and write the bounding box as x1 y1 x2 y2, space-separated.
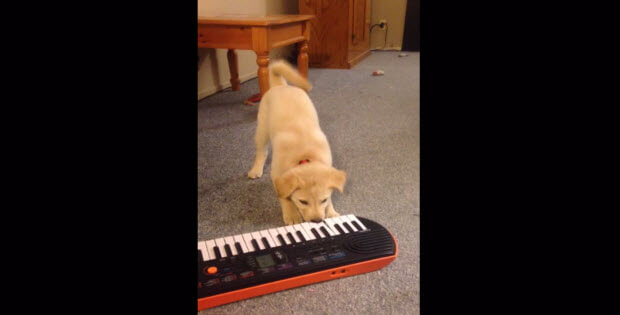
329 168 347 193
274 171 300 198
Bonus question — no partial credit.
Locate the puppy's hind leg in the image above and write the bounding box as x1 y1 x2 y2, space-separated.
248 100 269 179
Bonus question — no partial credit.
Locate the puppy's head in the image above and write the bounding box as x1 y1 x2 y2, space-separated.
274 163 346 223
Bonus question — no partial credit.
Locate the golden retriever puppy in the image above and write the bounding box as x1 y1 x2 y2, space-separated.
248 60 346 225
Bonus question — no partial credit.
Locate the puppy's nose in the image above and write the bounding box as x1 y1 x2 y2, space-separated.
310 219 323 223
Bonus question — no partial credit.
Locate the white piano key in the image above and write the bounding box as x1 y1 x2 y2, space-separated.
251 232 265 250
332 216 350 233
294 224 311 241
300 223 317 240
224 236 238 255
339 215 358 232
316 221 334 237
215 238 227 257
285 225 301 242
260 230 276 248
324 218 341 235
198 241 209 261
308 222 326 238
347 214 368 231
233 234 249 253
205 240 216 260
242 233 255 252
277 227 292 245
268 228 282 246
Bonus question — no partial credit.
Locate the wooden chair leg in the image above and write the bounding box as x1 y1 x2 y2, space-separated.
256 52 270 96
297 41 309 78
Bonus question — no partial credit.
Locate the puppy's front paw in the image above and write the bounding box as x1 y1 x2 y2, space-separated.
247 167 263 179
283 214 302 225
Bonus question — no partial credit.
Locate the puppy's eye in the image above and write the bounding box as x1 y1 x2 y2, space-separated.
321 199 328 203
299 200 308 205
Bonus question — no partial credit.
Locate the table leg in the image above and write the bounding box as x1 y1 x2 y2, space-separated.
227 49 240 91
256 52 270 96
297 41 309 78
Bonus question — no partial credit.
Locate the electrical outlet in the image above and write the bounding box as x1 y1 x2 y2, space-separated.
379 19 387 30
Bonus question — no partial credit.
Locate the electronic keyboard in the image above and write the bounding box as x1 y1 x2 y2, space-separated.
198 214 398 310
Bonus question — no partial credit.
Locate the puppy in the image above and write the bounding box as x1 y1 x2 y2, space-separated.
248 60 346 225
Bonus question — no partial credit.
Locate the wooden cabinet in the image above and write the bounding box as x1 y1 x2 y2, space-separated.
299 0 371 69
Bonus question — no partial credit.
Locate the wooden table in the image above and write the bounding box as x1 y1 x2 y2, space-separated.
198 15 314 99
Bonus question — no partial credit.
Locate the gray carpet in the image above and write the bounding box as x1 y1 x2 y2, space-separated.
198 51 419 314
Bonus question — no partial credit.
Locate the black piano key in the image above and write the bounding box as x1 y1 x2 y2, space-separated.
198 249 204 263
286 232 297 244
234 242 243 254
261 237 271 249
334 224 346 234
296 231 306 242
310 228 321 239
351 221 363 231
213 246 222 259
319 226 331 237
342 222 354 233
224 244 233 257
251 239 260 251
277 234 286 245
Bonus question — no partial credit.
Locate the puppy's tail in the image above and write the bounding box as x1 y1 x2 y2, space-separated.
268 60 312 92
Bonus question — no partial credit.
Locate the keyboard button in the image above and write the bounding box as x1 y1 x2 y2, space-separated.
294 224 311 241
339 216 358 232
234 242 243 254
332 217 350 233
251 239 260 252
213 246 222 259
224 244 233 257
261 237 271 249
287 232 297 244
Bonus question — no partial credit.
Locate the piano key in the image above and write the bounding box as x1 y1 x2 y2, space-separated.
198 241 209 261
324 218 341 236
242 233 255 252
251 232 266 250
334 224 346 234
300 223 316 240
234 234 249 253
286 232 297 244
251 239 260 252
234 242 243 254
277 227 292 245
205 240 216 261
261 237 270 249
347 214 368 230
224 244 233 257
339 216 358 232
309 222 327 238
268 228 282 246
277 234 286 246
285 226 301 243
294 224 311 241
317 221 336 236
224 236 238 255
332 217 350 233
213 246 222 259
296 231 307 242
342 222 354 234
215 238 228 258
260 230 276 248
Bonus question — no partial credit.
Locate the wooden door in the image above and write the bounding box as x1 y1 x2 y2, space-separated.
349 0 370 51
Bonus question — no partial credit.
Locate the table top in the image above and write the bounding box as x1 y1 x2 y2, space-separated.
198 14 314 26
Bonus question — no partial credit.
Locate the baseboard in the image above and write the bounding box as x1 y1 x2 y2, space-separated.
198 72 257 100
